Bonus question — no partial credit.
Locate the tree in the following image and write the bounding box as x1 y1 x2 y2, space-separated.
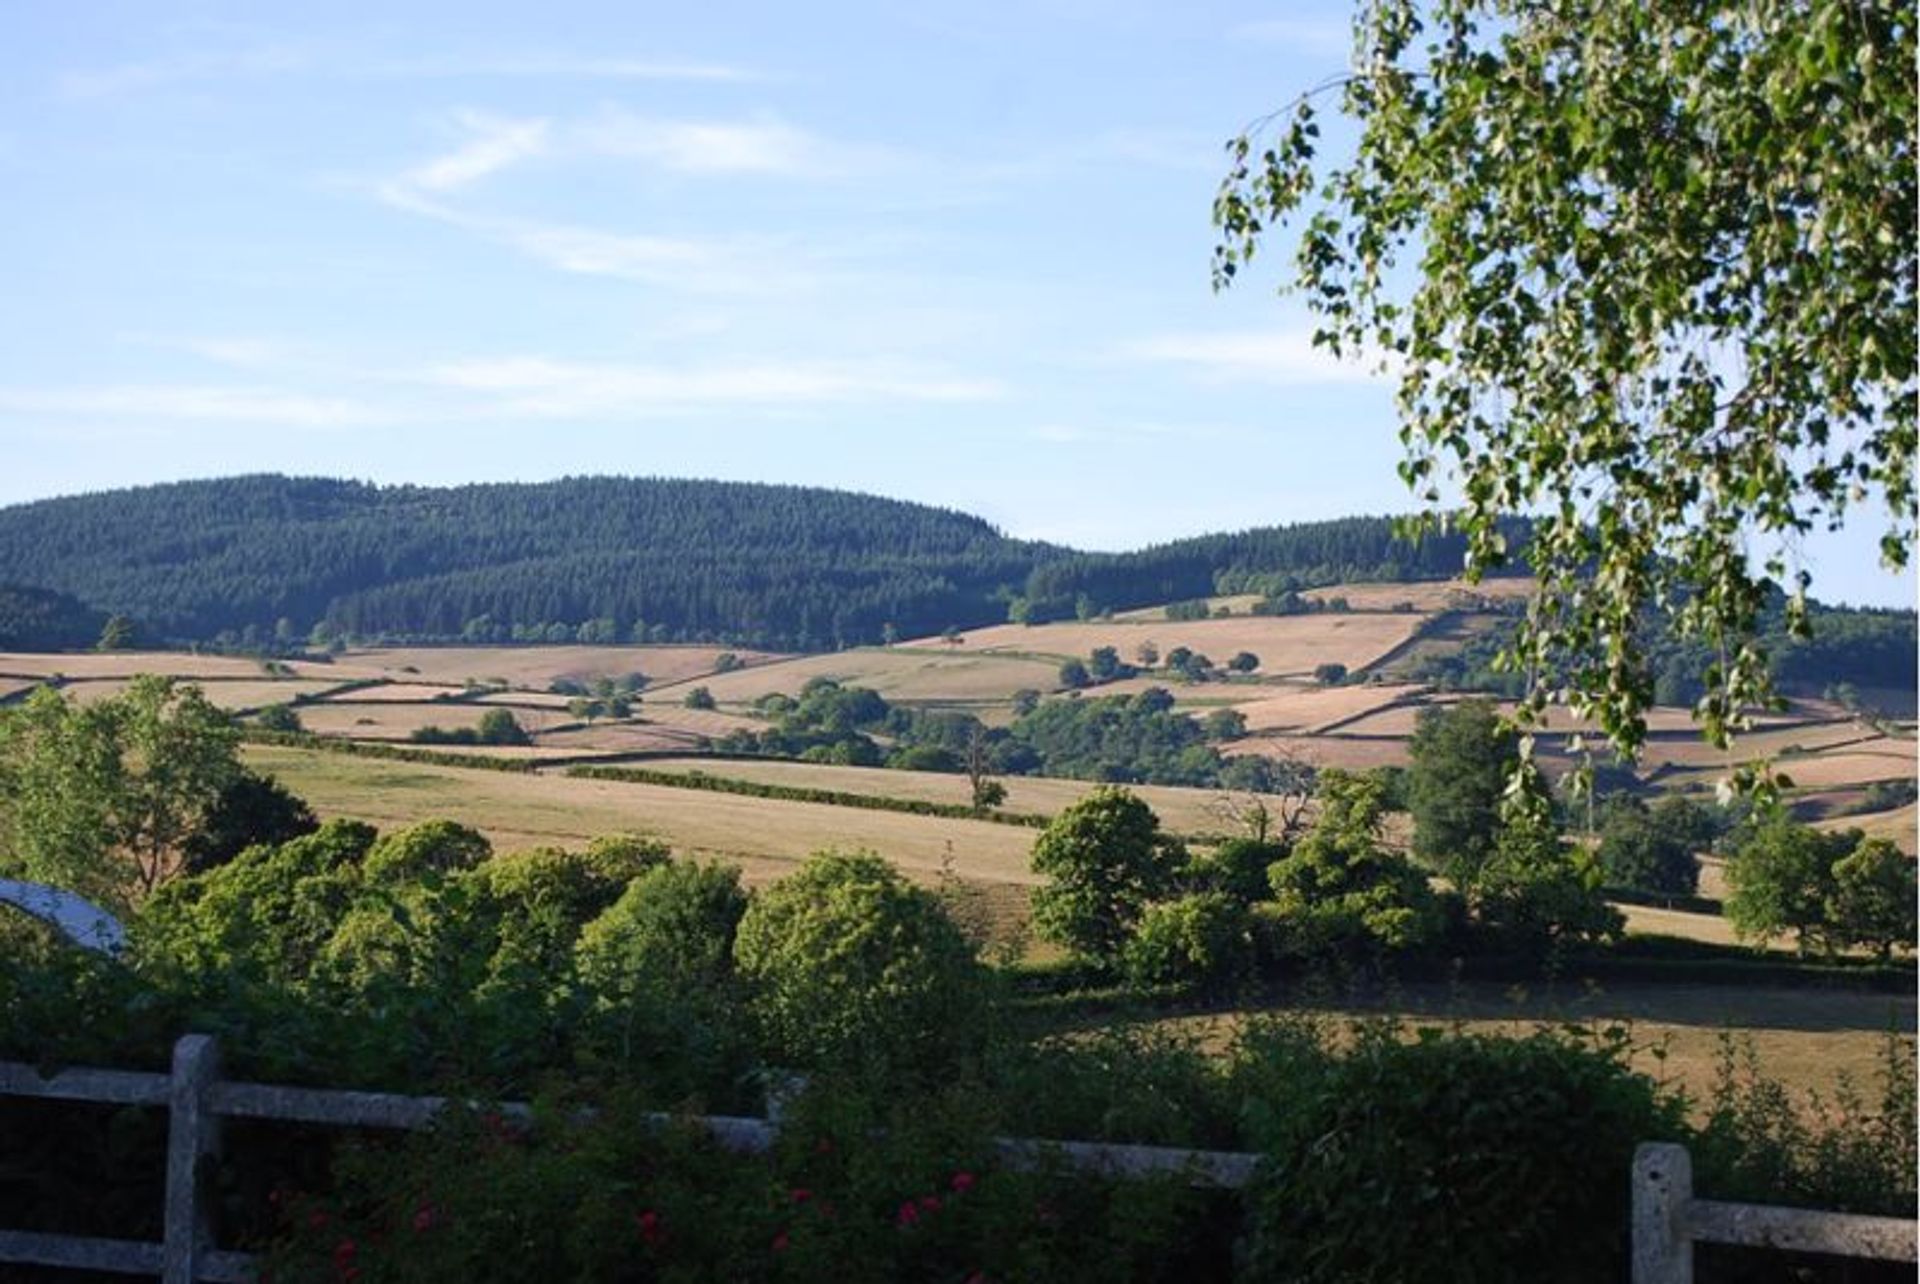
1227 651 1260 674
1088 645 1124 682
1406 699 1519 886
683 686 717 710
180 768 318 875
1267 769 1440 954
1203 708 1248 742
1122 892 1254 994
1312 662 1347 686
476 708 530 746
255 703 303 733
964 725 1006 810
733 850 986 1075
1029 786 1188 962
1470 811 1623 954
1214 0 1915 774
1136 641 1160 668
0 678 241 906
96 614 135 651
575 860 748 998
1597 795 1711 896
1826 837 1917 961
1723 817 1854 955
1058 658 1091 689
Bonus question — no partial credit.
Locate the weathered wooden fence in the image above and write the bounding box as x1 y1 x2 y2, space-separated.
1631 1142 1916 1282
0 1034 1258 1283
5 1039 1914 1283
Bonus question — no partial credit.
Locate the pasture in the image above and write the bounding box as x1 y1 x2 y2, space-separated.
338 644 787 691
680 647 1063 704
916 613 1427 677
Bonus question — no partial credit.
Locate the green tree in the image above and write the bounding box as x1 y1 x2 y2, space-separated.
255 703 303 733
683 686 716 710
1088 646 1124 681
1029 786 1188 962
1723 817 1853 956
180 768 318 875
1203 708 1248 742
1057 658 1091 690
1596 795 1709 896
1214 0 1915 771
1825 837 1916 961
1268 769 1441 955
1406 699 1518 886
1135 640 1160 668
1122 891 1254 994
1312 662 1347 686
1227 651 1260 674
0 677 241 907
95 614 135 651
476 707 531 746
733 850 985 1075
1470 812 1623 954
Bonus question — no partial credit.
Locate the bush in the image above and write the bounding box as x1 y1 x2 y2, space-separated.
576 861 747 1000
1232 1019 1691 1284
1030 787 1188 964
1122 892 1254 994
733 851 988 1078
1266 770 1440 956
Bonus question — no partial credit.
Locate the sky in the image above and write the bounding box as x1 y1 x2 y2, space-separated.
0 1 1910 608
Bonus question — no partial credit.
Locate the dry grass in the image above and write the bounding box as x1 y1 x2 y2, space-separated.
245 743 1043 886
917 614 1426 678
1297 577 1534 611
1815 802 1918 854
1772 745 1916 790
0 651 277 680
689 649 1063 704
1229 683 1428 734
61 678 350 710
1229 735 1414 771
341 645 788 691
1109 594 1266 621
293 702 575 739
1135 982 1914 1113
633 756 1255 835
332 682 471 703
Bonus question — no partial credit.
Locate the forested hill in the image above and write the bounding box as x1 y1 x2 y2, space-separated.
0 476 1500 650
0 476 1050 650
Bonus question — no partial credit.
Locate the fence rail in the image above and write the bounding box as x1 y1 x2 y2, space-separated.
6 1040 1914 1283
1631 1142 1917 1282
0 1034 1262 1283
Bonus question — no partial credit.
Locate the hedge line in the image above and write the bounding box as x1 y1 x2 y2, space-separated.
240 729 538 773
564 763 1051 828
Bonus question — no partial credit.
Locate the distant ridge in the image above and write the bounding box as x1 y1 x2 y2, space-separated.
0 475 1494 649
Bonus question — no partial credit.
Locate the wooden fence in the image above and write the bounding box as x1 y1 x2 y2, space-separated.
4 1039 1913 1282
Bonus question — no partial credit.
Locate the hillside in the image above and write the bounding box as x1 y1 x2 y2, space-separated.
0 476 1476 650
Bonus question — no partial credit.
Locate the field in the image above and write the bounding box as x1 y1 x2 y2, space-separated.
681 648 1063 705
246 743 1043 891
59 677 349 710
1228 682 1428 734
1128 982 1915 1111
338 644 788 691
917 613 1427 677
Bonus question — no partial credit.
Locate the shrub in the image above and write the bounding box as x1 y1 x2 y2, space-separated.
1232 1019 1690 1284
1030 787 1188 964
576 861 747 999
1122 892 1254 994
1266 770 1440 955
1196 837 1287 907
733 851 987 1077
683 685 716 710
255 703 303 733
361 821 491 883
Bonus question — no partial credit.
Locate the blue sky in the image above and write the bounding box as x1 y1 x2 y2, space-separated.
0 1 1909 608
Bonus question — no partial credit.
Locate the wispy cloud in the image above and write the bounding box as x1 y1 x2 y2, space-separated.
405 111 550 192
1122 329 1392 385
423 355 1003 416
0 384 398 427
579 109 891 177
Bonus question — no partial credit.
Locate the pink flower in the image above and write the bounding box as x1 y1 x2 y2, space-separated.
950 1171 976 1194
918 1195 943 1214
635 1209 666 1248
411 1203 436 1233
332 1238 357 1260
790 1187 813 1204
771 1231 790 1253
896 1201 921 1229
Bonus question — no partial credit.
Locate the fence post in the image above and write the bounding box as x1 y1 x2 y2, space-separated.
1633 1142 1693 1284
163 1034 222 1284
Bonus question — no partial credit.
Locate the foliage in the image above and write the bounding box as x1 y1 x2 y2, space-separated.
1057 657 1091 689
575 860 747 1001
1722 816 1854 955
733 851 988 1078
1310 662 1345 685
1195 836 1287 908
255 703 304 733
1214 0 1916 769
1597 794 1712 896
179 768 318 875
1029 787 1189 963
1231 1018 1691 1284
1226 651 1259 674
1405 698 1517 885
1121 891 1254 994
0 677 241 908
1825 838 1917 961
0 582 109 650
683 685 717 710
1004 688 1226 788
1266 769 1440 954
1468 811 1623 954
